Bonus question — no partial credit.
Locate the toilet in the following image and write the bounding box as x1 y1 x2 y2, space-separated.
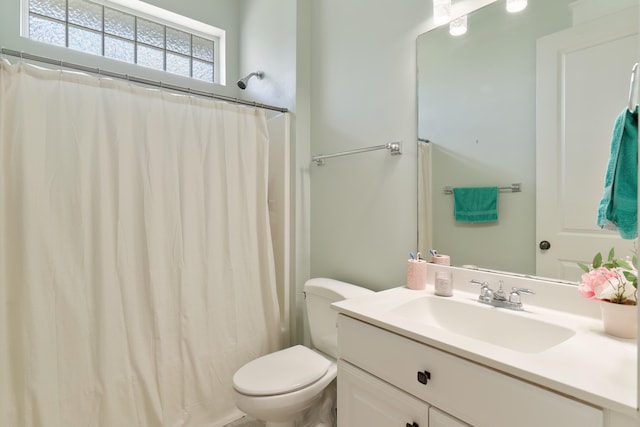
232 278 374 427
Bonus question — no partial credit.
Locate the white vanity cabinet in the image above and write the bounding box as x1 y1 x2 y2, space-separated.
337 314 604 427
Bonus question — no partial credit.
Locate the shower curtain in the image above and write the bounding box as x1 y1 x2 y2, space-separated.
418 140 432 253
0 61 281 427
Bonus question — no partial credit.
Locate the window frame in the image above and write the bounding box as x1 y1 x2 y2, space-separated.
20 0 226 85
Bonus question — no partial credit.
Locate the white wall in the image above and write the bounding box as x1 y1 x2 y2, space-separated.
308 0 428 291
238 0 297 111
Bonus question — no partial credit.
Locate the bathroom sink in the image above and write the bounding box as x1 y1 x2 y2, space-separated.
390 295 575 353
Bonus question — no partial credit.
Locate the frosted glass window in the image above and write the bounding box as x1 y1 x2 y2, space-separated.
105 8 135 40
105 36 135 63
29 15 66 47
26 0 220 84
137 18 165 49
69 26 102 55
166 28 191 55
167 53 190 78
29 0 66 21
68 0 102 31
193 36 214 62
193 60 213 82
137 45 164 71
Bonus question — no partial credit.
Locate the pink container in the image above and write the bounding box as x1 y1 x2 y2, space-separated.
407 259 427 290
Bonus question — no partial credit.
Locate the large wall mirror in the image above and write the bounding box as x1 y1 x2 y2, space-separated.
417 0 639 281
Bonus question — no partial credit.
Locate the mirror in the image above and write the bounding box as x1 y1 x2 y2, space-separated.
417 0 637 281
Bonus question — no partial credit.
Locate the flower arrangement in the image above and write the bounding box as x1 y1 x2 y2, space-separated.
578 248 637 305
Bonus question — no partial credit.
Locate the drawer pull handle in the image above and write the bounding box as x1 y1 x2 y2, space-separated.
417 370 431 385
406 423 419 427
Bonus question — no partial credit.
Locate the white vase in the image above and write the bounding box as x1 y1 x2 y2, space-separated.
599 301 638 339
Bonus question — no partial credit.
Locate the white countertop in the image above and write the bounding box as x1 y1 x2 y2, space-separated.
332 285 638 416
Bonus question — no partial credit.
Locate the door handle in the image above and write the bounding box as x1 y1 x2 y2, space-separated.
539 240 551 250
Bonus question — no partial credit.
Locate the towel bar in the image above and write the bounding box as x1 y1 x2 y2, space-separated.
443 183 521 195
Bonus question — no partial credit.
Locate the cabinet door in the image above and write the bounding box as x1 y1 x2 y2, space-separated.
429 408 469 427
338 360 429 427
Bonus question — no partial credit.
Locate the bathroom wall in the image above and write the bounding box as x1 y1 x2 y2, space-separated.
308 0 428 291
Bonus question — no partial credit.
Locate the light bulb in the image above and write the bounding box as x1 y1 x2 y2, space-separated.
506 0 527 13
449 15 467 36
433 0 452 26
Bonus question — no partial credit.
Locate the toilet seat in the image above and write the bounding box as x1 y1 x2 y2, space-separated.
233 345 331 396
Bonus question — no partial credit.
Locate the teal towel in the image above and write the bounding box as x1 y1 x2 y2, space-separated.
596 107 638 239
452 186 499 223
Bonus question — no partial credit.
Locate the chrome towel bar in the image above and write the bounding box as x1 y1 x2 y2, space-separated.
443 183 521 195
312 142 402 166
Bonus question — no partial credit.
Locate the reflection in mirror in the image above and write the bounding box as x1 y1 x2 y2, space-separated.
417 0 638 282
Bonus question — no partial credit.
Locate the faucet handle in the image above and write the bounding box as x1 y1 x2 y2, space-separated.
509 287 535 304
469 280 492 301
469 279 489 287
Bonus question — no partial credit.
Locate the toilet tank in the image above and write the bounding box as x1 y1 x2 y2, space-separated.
304 278 374 358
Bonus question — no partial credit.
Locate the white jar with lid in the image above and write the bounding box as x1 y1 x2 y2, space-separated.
434 271 453 297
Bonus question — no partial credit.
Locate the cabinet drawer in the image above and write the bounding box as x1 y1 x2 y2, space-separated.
337 315 603 427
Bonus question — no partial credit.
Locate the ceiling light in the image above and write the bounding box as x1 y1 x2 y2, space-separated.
449 15 467 36
506 0 527 13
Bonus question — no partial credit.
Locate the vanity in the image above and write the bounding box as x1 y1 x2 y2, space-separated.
332 266 638 427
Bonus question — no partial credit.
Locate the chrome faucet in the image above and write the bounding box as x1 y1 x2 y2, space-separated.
470 280 534 311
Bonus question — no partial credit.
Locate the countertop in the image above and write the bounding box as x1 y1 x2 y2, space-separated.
332 285 638 416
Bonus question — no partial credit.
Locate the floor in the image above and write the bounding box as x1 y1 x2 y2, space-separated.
224 416 266 427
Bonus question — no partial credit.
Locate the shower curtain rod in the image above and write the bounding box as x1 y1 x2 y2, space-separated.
0 48 288 113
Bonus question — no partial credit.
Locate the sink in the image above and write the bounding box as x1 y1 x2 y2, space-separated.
390 295 575 353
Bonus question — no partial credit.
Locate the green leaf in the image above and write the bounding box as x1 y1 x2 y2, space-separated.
577 262 591 273
617 259 633 270
623 270 637 283
592 252 603 269
607 247 615 262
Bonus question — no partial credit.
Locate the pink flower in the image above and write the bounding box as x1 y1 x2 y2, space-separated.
578 267 619 299
577 250 638 304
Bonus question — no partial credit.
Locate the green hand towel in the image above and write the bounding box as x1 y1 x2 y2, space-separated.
452 186 499 223
597 107 638 239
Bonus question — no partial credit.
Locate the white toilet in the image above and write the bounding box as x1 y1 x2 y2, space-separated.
232 278 374 427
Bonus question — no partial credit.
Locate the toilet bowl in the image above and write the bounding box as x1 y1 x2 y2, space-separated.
233 346 337 425
232 278 374 427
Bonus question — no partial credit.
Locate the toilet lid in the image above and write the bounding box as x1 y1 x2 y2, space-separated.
233 345 331 396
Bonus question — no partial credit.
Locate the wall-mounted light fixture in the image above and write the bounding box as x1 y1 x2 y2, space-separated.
449 15 467 36
433 0 452 25
506 0 527 13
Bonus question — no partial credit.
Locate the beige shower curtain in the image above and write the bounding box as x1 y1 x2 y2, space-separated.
0 61 281 427
418 140 432 253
